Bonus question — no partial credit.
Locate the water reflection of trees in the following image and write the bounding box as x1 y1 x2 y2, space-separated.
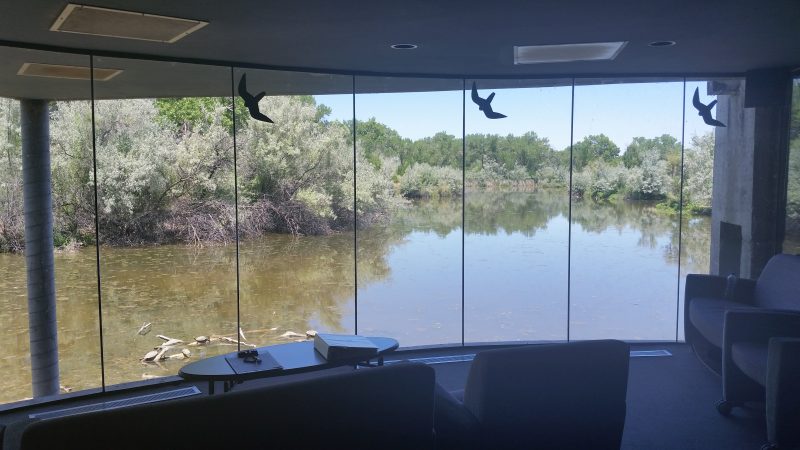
239 229 405 339
393 191 711 273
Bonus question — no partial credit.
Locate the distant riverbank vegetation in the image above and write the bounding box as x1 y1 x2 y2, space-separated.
0 95 717 252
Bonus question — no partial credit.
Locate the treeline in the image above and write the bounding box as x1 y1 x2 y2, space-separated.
356 117 714 212
0 95 717 252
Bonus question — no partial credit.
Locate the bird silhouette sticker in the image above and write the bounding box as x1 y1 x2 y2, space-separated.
471 82 507 119
238 73 273 123
692 87 725 127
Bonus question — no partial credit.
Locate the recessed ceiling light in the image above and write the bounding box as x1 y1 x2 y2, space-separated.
50 4 208 43
649 41 676 47
390 43 418 50
514 42 627 64
17 63 122 81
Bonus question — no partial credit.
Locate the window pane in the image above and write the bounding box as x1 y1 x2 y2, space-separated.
355 78 463 346
93 57 236 386
570 79 684 340
676 80 724 340
464 79 571 342
233 68 355 345
0 47 100 402
785 78 800 253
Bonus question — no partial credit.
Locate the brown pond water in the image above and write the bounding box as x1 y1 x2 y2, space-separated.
0 191 710 403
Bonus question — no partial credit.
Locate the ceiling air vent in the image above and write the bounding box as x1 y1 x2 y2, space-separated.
514 42 627 64
50 4 208 43
17 63 122 81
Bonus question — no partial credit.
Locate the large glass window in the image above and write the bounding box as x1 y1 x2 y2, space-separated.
233 68 355 345
93 57 236 386
785 78 800 253
355 78 463 346
570 79 684 340
5 42 792 407
676 80 722 340
464 79 572 342
0 48 100 402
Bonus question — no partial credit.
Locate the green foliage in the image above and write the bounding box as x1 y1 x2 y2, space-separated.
0 98 23 252
624 150 670 200
156 97 236 134
398 163 462 198
571 134 620 171
683 133 714 209
623 135 680 168
0 86 731 251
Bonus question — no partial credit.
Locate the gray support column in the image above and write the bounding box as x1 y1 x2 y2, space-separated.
20 98 59 398
710 70 793 279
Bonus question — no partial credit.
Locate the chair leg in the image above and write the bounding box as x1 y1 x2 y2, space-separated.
715 399 739 416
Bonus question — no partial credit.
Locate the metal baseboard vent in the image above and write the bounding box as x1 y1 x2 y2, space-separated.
630 349 672 357
388 349 671 366
386 354 477 365
29 386 200 420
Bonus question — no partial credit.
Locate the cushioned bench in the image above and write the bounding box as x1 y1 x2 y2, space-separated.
684 253 800 373
685 253 800 449
3 363 436 450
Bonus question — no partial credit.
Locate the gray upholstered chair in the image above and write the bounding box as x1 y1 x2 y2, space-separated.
434 340 630 450
685 254 800 375
4 362 436 450
685 253 800 449
720 312 800 450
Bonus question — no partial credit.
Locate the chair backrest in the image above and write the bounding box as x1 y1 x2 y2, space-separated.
754 254 800 310
10 363 436 450
463 340 630 450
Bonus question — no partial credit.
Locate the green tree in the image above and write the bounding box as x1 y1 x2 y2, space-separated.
571 134 620 170
683 133 715 212
353 118 409 171
0 98 23 251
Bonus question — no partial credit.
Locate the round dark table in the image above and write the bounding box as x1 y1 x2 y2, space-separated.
179 336 398 394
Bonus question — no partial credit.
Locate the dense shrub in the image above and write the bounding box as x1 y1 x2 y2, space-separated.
398 163 462 198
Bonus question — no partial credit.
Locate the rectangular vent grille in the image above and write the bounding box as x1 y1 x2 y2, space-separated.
514 41 627 64
387 349 671 365
29 386 200 420
50 4 208 43
17 63 122 81
630 349 672 357
386 354 477 365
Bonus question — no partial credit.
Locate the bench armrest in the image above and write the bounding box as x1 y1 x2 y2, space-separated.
724 310 800 347
766 338 800 445
685 274 727 302
685 274 756 304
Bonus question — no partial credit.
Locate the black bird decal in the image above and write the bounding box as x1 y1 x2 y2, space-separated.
238 73 273 123
471 82 507 119
692 87 725 127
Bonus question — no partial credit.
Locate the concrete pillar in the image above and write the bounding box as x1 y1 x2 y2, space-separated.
21 98 59 398
710 70 793 279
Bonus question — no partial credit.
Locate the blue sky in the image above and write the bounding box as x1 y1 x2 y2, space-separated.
315 80 718 152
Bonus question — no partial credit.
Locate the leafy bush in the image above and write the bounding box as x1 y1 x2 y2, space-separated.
398 163 462 198
624 151 670 200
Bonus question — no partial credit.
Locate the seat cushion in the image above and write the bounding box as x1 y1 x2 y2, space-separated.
754 254 800 310
731 342 768 386
690 297 756 347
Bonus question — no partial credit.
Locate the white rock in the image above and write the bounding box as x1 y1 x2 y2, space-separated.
280 331 305 339
142 350 159 362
